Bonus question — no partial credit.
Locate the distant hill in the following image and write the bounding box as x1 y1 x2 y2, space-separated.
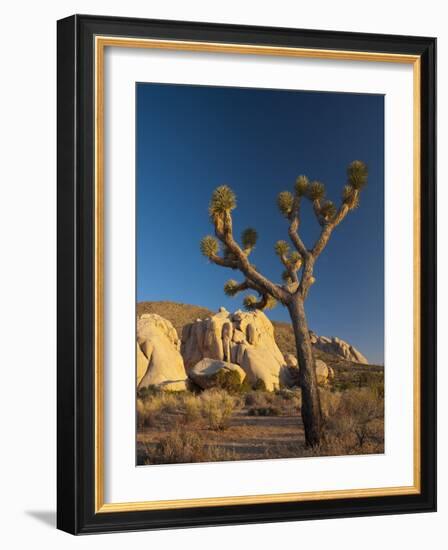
137 301 212 339
136 301 380 374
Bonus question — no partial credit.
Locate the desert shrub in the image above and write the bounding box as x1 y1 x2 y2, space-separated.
211 369 243 394
240 377 253 393
275 388 296 401
205 444 237 462
142 430 237 465
137 398 160 428
331 369 384 396
186 378 203 394
151 392 180 414
137 385 162 401
199 389 239 430
339 388 384 447
244 392 259 407
253 378 267 392
244 389 301 416
274 389 302 415
330 380 352 392
357 371 384 398
320 389 342 420
137 391 187 428
248 406 280 417
150 430 207 464
182 393 202 423
275 389 302 416
319 387 384 454
244 391 272 408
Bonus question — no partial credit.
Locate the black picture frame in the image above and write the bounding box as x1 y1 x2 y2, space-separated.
57 14 436 535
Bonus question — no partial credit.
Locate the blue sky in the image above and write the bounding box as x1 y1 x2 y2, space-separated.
136 83 384 364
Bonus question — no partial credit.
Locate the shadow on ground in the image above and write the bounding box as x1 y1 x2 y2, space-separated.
26 510 56 528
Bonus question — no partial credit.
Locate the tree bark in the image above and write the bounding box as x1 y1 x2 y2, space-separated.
287 295 323 447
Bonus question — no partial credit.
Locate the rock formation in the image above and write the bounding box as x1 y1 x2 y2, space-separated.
310 331 368 364
137 313 188 391
282 355 333 387
181 307 287 391
188 358 246 390
314 359 335 385
284 353 298 368
135 305 369 392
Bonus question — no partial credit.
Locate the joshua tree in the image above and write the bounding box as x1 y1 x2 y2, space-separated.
200 161 368 446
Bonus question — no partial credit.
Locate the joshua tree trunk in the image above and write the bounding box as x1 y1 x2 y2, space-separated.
288 295 323 447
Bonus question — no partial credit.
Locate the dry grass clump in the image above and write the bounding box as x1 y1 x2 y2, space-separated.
182 393 203 423
244 388 301 416
137 391 185 427
137 388 241 431
143 429 236 465
151 430 205 464
199 389 240 430
317 387 384 455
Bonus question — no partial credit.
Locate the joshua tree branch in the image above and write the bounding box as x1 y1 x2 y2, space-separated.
244 292 271 311
208 253 239 269
288 215 309 259
298 255 316 297
312 199 322 223
278 251 300 284
312 200 352 259
224 276 277 311
214 213 289 303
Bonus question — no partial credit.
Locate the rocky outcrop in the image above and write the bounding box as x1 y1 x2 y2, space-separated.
188 358 246 390
284 353 298 368
310 331 368 364
283 356 334 387
135 306 369 392
315 359 335 385
182 307 287 391
137 313 188 391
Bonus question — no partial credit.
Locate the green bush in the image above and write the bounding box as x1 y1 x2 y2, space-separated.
211 369 243 393
240 377 253 393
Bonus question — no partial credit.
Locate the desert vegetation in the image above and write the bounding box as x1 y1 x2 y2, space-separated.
137 368 384 465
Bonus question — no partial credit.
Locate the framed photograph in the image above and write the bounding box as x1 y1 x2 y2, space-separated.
57 14 436 534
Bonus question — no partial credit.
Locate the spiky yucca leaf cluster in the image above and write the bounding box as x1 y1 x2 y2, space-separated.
342 184 353 203
208 185 236 217
243 294 277 311
306 181 326 201
347 160 368 190
241 227 258 250
274 240 289 257
264 295 277 310
277 191 294 218
295 175 309 197
342 184 360 210
243 294 258 311
282 269 293 283
289 251 301 264
319 200 337 221
200 235 219 258
224 279 241 297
